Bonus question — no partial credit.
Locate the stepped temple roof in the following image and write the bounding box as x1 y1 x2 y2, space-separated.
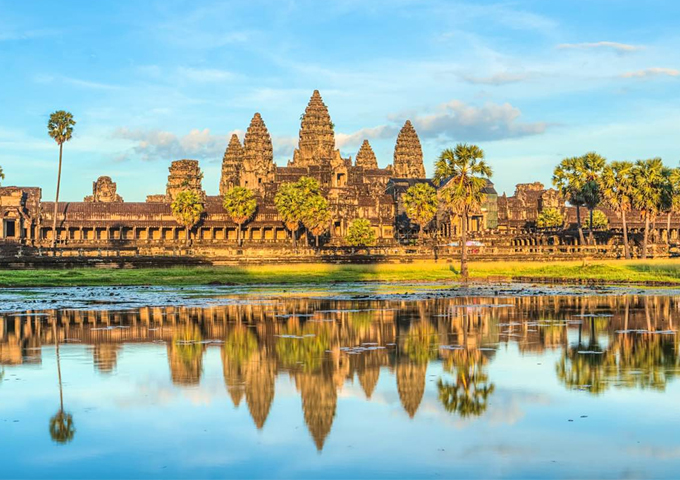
393 120 425 178
355 140 378 169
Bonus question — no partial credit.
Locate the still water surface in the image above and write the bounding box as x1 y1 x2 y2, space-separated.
1 284 680 479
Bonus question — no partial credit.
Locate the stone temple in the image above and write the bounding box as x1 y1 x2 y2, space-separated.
0 89 671 258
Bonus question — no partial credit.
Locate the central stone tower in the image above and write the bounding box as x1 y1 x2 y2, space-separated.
291 90 342 168
241 113 275 192
393 120 425 178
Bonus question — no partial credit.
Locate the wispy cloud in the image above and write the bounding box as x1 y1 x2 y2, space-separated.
177 67 236 83
620 67 680 78
557 41 643 53
33 74 120 90
460 72 529 85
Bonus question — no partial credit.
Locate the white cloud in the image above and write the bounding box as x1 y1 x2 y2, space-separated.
113 127 232 162
557 41 643 53
336 125 399 149
620 67 680 79
32 74 120 90
405 100 547 142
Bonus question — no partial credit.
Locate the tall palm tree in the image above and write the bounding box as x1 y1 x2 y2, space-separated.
222 186 257 246
402 182 438 245
662 167 680 245
580 152 606 245
600 161 634 259
434 144 492 282
632 158 667 259
49 319 75 444
0 165 4 184
553 156 586 245
170 190 204 246
47 111 76 251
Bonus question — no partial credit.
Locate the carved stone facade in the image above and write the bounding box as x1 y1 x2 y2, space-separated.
84 176 123 203
290 90 342 169
393 120 425 178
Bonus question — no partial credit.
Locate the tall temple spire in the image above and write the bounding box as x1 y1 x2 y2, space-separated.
242 113 275 190
292 90 339 168
393 120 425 178
355 140 378 169
219 134 244 197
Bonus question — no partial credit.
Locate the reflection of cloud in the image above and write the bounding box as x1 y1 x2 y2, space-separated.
620 67 680 79
557 41 643 53
461 443 534 457
628 446 680 460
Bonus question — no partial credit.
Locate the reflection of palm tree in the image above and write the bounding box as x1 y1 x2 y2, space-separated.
50 321 75 444
222 328 257 407
437 350 495 418
168 325 205 386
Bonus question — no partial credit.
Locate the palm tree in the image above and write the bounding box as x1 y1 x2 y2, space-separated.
49 320 75 444
0 165 4 184
553 156 586 245
600 161 634 259
632 158 667 259
402 182 438 245
661 167 680 245
301 194 331 248
170 190 204 246
47 111 76 251
223 186 257 246
274 177 320 247
580 152 606 244
434 144 492 282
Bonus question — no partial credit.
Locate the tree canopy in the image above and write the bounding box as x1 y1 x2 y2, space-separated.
403 182 437 242
536 207 564 229
346 218 376 247
47 111 76 146
171 190 204 231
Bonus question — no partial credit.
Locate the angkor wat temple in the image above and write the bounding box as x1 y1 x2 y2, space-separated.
1 90 678 259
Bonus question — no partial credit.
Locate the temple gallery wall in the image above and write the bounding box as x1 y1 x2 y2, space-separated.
1 90 676 259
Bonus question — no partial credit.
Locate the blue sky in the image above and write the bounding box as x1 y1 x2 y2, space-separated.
1 0 680 201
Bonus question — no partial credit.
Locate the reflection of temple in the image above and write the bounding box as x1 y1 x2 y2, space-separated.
1 293 679 450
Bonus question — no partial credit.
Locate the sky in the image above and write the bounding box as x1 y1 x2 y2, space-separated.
1 0 679 201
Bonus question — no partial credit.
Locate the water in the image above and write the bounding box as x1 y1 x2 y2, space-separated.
1 284 680 479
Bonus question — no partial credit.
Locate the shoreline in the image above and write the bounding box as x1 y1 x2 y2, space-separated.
2 259 680 288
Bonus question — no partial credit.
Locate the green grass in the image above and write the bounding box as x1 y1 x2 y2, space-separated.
3 259 680 287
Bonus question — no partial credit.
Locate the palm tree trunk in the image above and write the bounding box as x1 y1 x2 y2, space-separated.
460 213 469 282
667 212 672 245
51 143 64 252
185 227 190 246
576 206 585 245
315 234 319 248
642 214 650 259
237 223 242 247
419 224 424 246
53 320 63 412
622 210 631 260
588 208 594 245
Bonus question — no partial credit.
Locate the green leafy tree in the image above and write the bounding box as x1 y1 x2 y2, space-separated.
47 111 76 250
600 161 634 259
301 194 331 248
346 218 376 247
223 186 257 246
171 190 204 246
274 176 321 247
536 207 564 230
434 144 492 282
583 210 609 230
579 152 606 244
632 158 668 259
403 183 438 245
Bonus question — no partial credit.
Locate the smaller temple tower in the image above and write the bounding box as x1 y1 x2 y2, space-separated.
84 176 123 203
355 140 378 169
219 134 244 197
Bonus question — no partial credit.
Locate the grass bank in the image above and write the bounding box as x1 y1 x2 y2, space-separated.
2 259 680 287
